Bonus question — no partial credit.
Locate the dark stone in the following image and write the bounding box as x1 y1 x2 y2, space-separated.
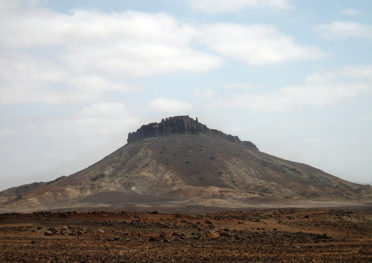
148 236 157 242
127 115 259 150
242 141 259 150
127 116 208 143
44 230 53 236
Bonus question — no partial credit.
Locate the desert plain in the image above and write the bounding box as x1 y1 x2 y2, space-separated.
0 206 371 262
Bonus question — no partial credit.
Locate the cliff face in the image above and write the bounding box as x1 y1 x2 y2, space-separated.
127 116 258 150
127 116 208 143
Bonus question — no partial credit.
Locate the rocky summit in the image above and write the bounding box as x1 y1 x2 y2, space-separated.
127 116 257 149
0 116 371 212
128 116 209 143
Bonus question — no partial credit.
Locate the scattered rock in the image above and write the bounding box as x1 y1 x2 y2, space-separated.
149 236 157 242
207 231 220 240
44 230 53 236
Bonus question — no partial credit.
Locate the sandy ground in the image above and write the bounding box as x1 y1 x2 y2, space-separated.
0 207 371 262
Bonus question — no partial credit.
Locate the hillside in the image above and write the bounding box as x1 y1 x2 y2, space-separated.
0 116 371 212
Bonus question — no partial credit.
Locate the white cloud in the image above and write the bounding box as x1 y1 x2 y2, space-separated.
223 82 261 90
0 2 325 106
194 88 215 99
0 9 221 75
61 43 221 77
0 6 222 104
220 65 372 111
318 21 372 39
0 8 222 76
0 52 136 104
339 9 361 16
0 0 44 10
43 102 139 140
198 23 323 65
190 0 293 13
149 97 193 114
0 9 198 48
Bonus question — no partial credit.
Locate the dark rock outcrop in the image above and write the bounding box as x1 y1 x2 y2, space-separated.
127 115 258 150
127 116 208 143
242 141 259 150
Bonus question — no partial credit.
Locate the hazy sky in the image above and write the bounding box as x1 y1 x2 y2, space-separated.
1 0 371 191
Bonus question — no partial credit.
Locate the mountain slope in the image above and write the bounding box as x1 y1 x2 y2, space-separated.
0 116 371 212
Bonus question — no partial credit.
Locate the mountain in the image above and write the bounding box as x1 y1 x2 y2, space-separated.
0 116 371 212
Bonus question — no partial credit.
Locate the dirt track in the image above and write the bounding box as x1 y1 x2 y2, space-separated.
0 208 371 262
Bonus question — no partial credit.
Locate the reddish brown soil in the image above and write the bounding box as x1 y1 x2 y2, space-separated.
0 208 371 262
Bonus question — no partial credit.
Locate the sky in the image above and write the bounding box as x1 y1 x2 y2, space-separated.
0 0 371 191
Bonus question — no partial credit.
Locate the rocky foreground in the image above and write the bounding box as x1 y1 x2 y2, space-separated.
0 207 371 262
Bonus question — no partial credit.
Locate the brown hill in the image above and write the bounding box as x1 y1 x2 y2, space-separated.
0 116 371 212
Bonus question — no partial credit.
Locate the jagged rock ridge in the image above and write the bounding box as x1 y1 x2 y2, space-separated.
128 116 258 150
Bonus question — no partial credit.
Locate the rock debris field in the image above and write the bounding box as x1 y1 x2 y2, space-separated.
0 207 371 262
